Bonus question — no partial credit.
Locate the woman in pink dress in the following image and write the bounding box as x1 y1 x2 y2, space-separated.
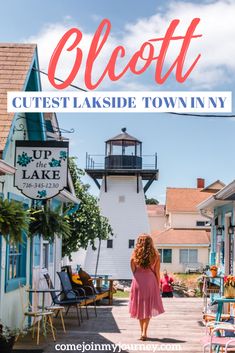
129 234 164 340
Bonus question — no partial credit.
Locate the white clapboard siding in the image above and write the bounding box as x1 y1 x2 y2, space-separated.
84 176 150 279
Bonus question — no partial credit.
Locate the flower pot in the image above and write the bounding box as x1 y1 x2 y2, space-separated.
210 269 218 278
224 286 235 298
0 336 15 353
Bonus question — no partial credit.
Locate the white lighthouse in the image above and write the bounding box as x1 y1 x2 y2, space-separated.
84 128 158 279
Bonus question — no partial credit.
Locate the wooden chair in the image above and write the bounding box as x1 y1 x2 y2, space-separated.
92 276 115 305
19 285 55 345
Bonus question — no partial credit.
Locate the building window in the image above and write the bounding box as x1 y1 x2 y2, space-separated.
8 244 23 279
42 241 49 269
118 195 125 203
158 249 172 263
180 249 198 264
107 239 113 248
5 194 29 292
196 221 206 227
129 239 135 248
49 242 54 263
33 235 41 267
5 234 27 292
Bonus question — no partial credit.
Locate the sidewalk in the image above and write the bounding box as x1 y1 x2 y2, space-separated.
15 297 204 353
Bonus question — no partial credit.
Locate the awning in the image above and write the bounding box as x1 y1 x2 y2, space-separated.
214 180 235 201
0 160 16 175
58 189 80 204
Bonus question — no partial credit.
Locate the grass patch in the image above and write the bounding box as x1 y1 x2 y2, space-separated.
173 273 201 290
114 290 130 298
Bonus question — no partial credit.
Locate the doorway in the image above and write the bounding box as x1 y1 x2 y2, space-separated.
225 214 234 275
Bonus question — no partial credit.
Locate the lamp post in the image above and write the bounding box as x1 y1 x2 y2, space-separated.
216 225 224 237
228 224 235 235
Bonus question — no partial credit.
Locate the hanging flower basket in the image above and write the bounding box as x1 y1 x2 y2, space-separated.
224 276 235 298
0 199 29 244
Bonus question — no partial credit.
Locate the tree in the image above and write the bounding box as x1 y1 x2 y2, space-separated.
62 158 113 259
145 197 159 205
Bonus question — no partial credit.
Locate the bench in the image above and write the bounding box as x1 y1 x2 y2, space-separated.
61 266 115 305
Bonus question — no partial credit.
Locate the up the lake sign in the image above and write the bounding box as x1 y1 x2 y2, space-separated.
14 141 69 200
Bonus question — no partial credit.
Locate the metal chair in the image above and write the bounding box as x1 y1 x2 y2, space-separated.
42 273 66 333
44 272 83 326
57 271 89 321
202 324 235 352
61 265 97 317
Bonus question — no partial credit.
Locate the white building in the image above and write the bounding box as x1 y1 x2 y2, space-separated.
0 44 79 329
83 129 158 279
147 204 165 233
152 179 225 273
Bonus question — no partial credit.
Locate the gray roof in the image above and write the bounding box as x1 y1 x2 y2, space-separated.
106 128 141 145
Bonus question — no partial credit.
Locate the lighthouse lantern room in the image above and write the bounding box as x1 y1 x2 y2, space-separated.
84 128 159 279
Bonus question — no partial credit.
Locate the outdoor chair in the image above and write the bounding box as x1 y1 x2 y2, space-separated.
202 324 235 352
44 272 82 327
203 303 235 333
40 273 66 333
57 271 91 322
19 284 56 345
61 265 97 316
62 265 114 305
91 275 115 305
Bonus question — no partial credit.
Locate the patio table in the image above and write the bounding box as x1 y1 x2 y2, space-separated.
27 288 61 310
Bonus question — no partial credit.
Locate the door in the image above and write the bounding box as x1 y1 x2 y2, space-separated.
225 214 233 275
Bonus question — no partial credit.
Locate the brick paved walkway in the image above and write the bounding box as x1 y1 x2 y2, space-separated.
15 297 204 353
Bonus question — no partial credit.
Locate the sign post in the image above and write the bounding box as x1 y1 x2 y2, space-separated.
14 141 69 200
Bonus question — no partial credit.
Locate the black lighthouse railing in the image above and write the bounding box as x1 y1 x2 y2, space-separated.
86 153 158 171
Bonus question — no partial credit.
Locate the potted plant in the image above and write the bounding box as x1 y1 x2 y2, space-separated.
0 198 29 244
29 204 71 241
0 322 26 353
224 275 235 298
210 265 218 278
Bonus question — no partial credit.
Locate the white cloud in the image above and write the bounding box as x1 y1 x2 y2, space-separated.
25 0 235 90
123 0 235 88
26 21 119 91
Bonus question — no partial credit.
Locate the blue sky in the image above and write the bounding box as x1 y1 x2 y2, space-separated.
1 0 235 202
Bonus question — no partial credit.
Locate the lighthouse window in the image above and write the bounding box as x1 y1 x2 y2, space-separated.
107 239 113 248
129 239 135 248
196 221 206 227
118 195 125 203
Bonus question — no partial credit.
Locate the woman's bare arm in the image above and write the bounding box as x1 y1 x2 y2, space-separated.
130 258 136 273
154 255 160 284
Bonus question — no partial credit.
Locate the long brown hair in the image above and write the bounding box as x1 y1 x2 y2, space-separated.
132 234 158 268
